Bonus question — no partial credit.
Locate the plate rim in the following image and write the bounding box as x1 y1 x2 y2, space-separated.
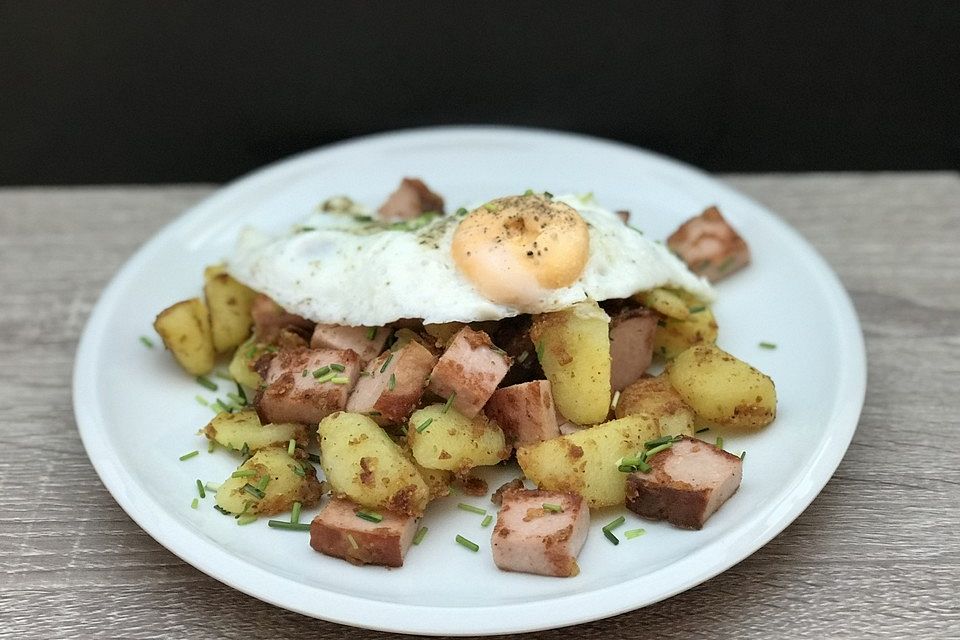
73 125 867 635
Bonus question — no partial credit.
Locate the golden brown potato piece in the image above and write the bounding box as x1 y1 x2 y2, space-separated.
318 412 429 516
667 344 776 429
406 404 508 474
215 448 323 516
516 414 660 508
636 288 690 320
615 374 695 438
530 300 611 425
653 305 719 360
202 409 310 453
153 298 215 375
204 265 258 353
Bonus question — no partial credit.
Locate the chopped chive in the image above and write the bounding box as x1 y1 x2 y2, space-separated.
366 411 381 417
292 464 305 477
356 510 383 523
139 335 154 348
195 395 209 407
618 456 651 473
458 503 486 516
456 207 468 216
517 350 529 364
207 439 216 453
196 376 218 391
347 533 359 549
235 383 247 405
644 435 675 449
204 481 221 492
312 366 331 379
226 392 244 405
483 203 498 212
214 505 232 516
611 390 621 410
740 450 747 461
231 469 256 478
245 344 258 359
715 436 724 450
213 399 232 414
179 450 199 461
240 442 250 458
523 189 534 196
214 371 233 382
237 515 257 526
442 393 456 414
535 340 545 361
242 483 265 500
695 427 710 434
308 453 321 464
268 520 311 531
191 498 199 509
481 515 493 527
366 326 378 340
759 341 777 350
644 442 674 459
256 475 270 492
455 534 479 552
330 375 349 384
302 369 308 377
688 306 705 313
543 191 553 199
603 515 625 532
380 353 394 373
329 363 346 372
413 526 428 544
196 479 206 498
624 528 647 539
287 439 296 456
718 256 735 273
315 371 336 384
542 503 563 513
388 373 396 391
416 417 433 433
291 501 302 525
603 529 620 545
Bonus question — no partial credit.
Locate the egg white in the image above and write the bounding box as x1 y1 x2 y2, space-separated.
228 194 714 326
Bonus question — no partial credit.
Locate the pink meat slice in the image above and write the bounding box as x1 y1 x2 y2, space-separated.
625 436 743 529
346 340 438 424
492 488 589 577
253 347 360 425
609 306 658 392
310 497 419 567
377 177 445 221
667 206 750 282
485 380 559 446
310 323 390 364
428 326 512 418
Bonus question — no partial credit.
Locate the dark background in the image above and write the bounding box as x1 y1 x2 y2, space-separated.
1 1 957 185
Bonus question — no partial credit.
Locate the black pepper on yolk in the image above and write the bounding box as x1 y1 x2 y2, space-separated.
451 194 590 307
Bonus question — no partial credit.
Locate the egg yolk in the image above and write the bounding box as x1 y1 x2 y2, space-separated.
451 194 590 307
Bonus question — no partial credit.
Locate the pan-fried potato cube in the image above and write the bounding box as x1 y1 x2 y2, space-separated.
653 305 719 360
204 265 258 353
423 322 466 347
667 344 776 429
637 288 690 320
228 336 269 389
530 300 611 425
517 414 660 507
615 374 695 437
215 448 323 516
319 412 429 516
153 298 215 375
407 404 507 473
202 409 310 452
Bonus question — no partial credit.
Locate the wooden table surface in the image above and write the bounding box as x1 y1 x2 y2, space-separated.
2 174 958 639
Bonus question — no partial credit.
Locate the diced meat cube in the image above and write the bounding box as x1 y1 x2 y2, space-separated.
428 327 512 418
609 306 658 391
254 348 360 425
667 206 750 282
377 177 445 221
346 341 438 424
310 497 419 567
492 489 589 577
250 294 314 343
491 478 526 506
625 436 743 529
485 380 559 446
310 323 390 364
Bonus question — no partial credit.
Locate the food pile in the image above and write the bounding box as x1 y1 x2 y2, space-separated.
152 178 775 576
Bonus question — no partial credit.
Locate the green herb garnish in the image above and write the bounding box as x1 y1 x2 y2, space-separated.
455 534 479 552
413 527 428 545
139 336 154 349
458 503 486 516
196 376 217 391
356 510 383 523
179 450 199 461
267 520 311 531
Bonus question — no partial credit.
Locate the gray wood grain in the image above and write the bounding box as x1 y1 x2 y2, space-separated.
1 175 959 639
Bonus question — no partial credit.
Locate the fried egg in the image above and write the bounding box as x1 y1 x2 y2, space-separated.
228 193 713 325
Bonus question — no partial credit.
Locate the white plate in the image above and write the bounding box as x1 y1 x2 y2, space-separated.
74 126 866 635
